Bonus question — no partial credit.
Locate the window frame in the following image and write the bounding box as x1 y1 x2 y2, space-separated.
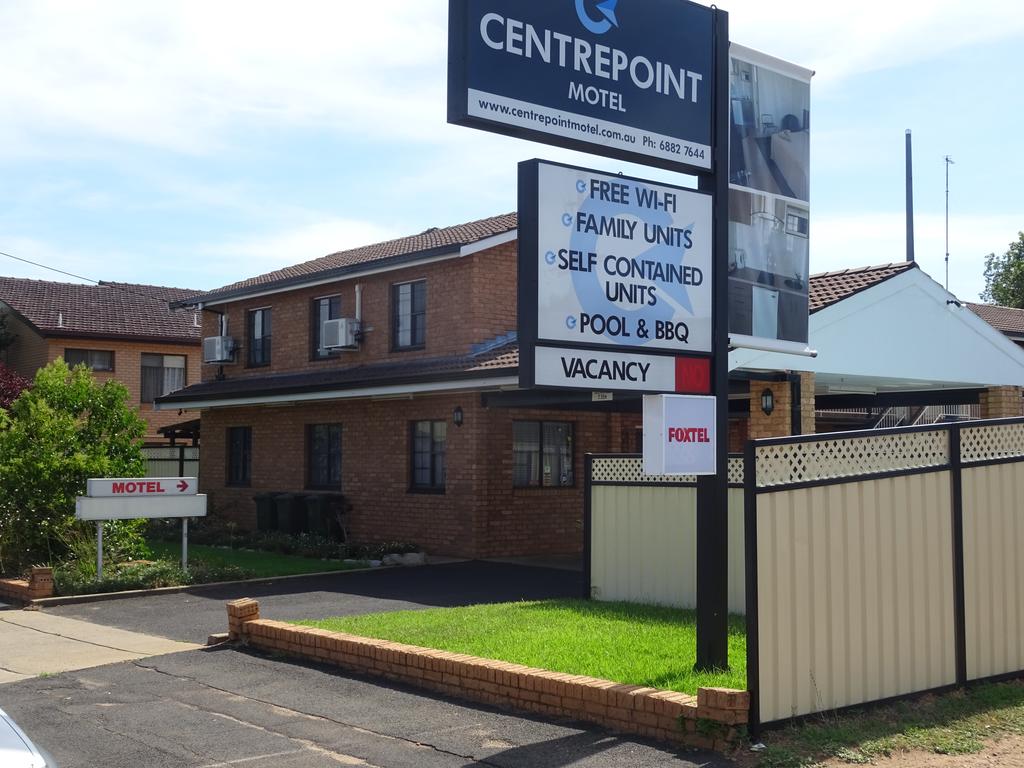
64 348 115 372
140 352 187 403
306 423 343 490
226 426 252 487
391 280 426 351
310 294 343 361
409 419 446 494
512 420 575 489
247 307 272 368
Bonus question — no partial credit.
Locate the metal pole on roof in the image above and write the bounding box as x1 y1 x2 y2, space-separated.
945 155 955 290
905 130 915 262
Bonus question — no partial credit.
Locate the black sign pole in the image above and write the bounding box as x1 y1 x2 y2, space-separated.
695 6 730 672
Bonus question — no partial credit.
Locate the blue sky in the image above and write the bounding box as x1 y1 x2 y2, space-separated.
0 0 1021 301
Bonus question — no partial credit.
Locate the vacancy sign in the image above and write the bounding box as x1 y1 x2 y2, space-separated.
87 477 197 497
642 394 717 475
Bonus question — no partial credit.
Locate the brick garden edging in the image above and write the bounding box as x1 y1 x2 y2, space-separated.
0 567 54 603
227 599 749 751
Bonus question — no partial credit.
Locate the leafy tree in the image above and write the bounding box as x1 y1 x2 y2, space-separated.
0 363 29 410
0 359 149 574
981 232 1024 306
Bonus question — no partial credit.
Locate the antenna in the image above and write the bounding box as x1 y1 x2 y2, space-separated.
945 155 955 290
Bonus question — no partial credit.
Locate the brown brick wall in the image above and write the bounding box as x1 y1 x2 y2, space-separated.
227 599 749 751
1 310 48 379
200 394 631 558
980 386 1023 419
44 338 201 443
748 372 815 439
200 246 518 384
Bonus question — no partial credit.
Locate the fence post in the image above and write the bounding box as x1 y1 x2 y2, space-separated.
582 454 593 600
949 423 967 685
743 439 760 739
178 445 186 477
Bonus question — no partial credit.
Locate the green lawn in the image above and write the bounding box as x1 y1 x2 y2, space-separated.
297 599 747 694
755 680 1024 766
148 540 363 579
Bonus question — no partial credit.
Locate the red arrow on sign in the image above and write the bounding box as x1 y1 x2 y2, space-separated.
177 480 190 492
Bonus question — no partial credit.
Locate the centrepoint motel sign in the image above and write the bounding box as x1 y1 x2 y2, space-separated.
449 0 715 173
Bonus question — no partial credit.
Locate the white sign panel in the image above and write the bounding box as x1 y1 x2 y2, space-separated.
535 346 678 393
86 477 198 497
532 161 713 354
642 394 717 475
76 494 208 521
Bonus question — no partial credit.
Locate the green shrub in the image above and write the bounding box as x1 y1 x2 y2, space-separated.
0 360 147 573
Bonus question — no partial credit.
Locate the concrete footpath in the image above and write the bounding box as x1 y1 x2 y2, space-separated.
0 609 199 683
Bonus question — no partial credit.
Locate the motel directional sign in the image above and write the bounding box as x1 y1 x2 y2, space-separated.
86 477 198 497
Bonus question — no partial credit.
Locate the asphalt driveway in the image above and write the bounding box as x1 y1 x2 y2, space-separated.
47 560 584 644
0 645 735 768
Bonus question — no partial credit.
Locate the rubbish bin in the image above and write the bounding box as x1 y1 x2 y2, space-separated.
253 492 279 531
303 494 330 537
274 493 305 535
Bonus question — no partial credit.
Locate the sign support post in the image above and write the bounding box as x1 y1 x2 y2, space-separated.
96 522 103 576
695 6 731 672
182 518 189 571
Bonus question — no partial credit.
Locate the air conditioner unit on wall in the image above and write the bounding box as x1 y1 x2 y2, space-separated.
322 318 360 349
202 336 236 363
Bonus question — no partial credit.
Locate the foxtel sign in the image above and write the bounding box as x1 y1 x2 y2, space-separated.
642 394 716 475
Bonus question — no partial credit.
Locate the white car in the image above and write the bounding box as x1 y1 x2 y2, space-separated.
0 708 56 768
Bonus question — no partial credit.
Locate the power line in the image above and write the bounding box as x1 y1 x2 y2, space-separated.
0 248 192 306
0 249 99 285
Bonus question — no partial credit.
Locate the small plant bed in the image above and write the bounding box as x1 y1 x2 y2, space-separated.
750 679 1024 767
297 599 746 695
148 540 368 579
53 558 254 596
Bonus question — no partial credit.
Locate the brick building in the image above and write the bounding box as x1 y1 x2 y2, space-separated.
0 277 202 443
158 215 1024 558
159 214 642 557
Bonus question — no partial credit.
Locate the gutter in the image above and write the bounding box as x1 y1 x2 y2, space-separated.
154 374 520 411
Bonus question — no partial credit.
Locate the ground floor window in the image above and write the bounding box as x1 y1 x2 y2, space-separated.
308 423 342 489
513 421 574 488
227 426 252 486
410 420 446 492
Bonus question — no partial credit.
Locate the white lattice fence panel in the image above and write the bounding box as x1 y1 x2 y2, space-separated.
755 430 949 488
590 457 696 484
727 456 744 485
961 422 1024 464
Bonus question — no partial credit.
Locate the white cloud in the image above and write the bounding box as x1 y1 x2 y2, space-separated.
197 218 401 284
2 0 1021 159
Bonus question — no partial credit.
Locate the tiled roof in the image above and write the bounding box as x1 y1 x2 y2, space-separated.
157 339 519 405
192 212 518 303
966 302 1024 336
0 277 202 342
808 262 917 313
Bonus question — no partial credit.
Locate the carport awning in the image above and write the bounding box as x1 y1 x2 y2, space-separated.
730 266 1024 394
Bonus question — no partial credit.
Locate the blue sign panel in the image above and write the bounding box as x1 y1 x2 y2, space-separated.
449 0 715 173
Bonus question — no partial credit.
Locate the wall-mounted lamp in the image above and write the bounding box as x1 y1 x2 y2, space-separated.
453 406 464 427
760 388 775 416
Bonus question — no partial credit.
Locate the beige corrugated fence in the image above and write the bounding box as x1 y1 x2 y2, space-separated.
754 473 956 722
